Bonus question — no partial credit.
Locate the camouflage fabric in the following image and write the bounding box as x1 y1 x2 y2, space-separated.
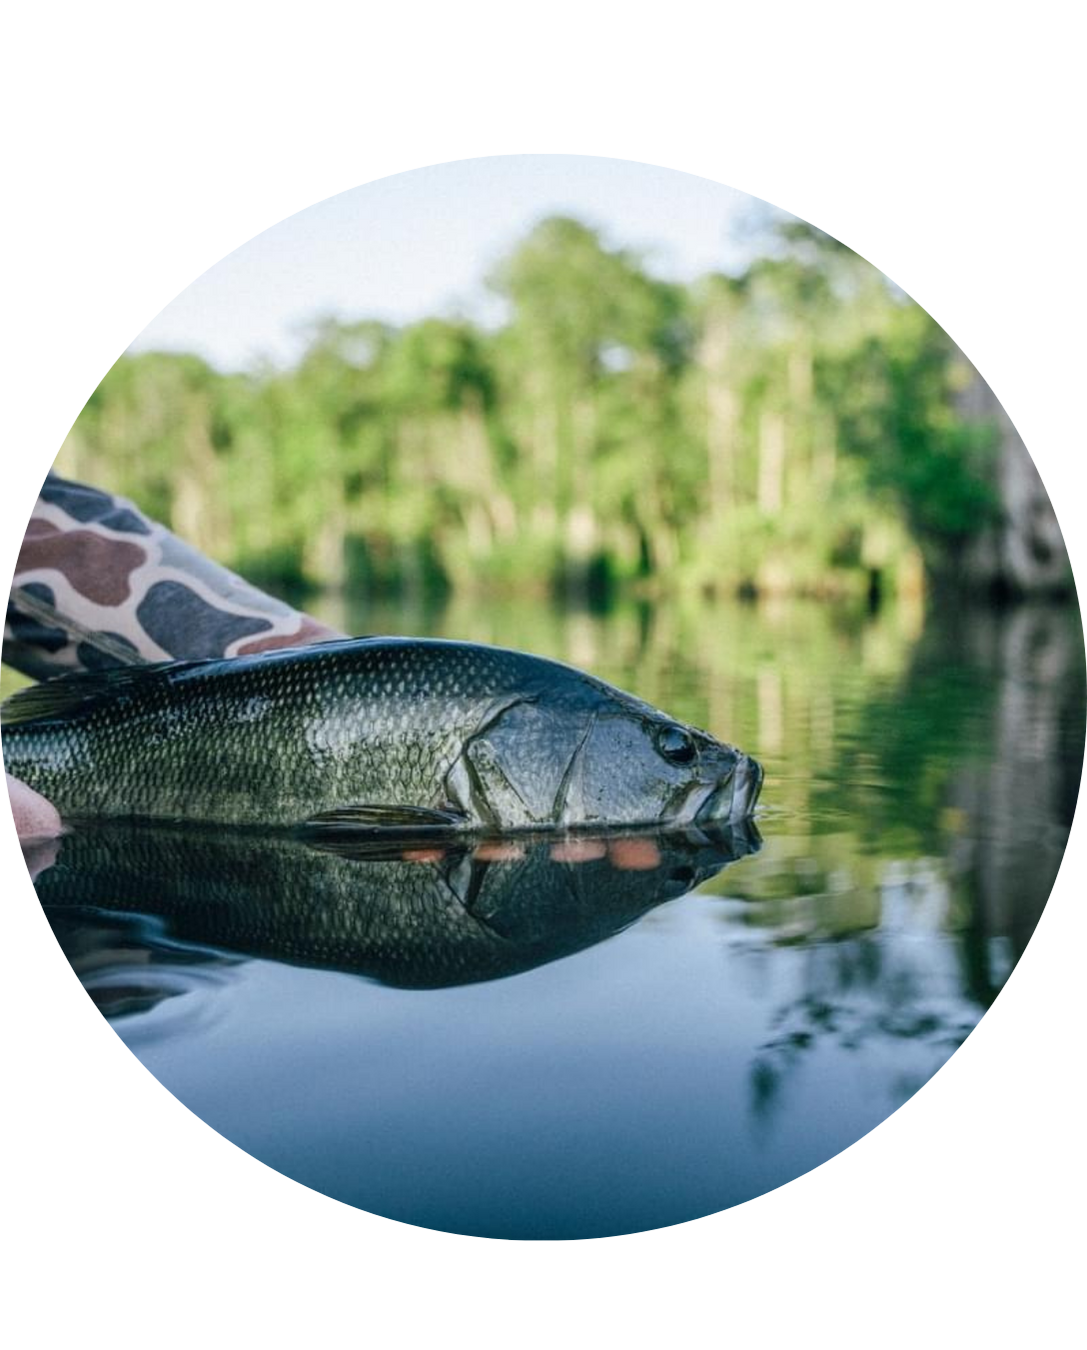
4 473 342 681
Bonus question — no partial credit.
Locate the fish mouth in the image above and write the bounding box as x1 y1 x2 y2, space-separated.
691 754 764 824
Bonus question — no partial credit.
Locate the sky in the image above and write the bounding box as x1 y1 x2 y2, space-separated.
128 155 772 372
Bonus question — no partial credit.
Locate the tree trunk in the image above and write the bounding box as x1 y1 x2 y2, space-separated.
701 314 737 518
757 409 786 515
955 368 1071 596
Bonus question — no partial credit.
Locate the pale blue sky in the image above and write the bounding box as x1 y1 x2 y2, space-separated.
129 155 775 371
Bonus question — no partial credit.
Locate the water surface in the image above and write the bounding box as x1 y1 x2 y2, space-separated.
30 597 1084 1238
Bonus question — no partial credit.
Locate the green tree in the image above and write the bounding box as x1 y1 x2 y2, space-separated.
489 216 691 591
53 210 1019 609
827 304 1000 576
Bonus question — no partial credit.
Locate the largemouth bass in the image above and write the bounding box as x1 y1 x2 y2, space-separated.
2 636 763 832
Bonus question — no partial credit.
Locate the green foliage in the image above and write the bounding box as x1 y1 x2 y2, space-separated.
827 305 1000 557
56 213 1006 603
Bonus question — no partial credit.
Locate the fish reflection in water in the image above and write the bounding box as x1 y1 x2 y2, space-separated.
33 820 762 996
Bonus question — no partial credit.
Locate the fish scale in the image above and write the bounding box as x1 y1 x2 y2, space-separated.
2 636 762 831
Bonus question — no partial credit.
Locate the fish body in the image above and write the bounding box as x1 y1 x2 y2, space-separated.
2 636 762 831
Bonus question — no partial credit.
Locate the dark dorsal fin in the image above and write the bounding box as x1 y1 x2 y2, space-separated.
0 659 209 728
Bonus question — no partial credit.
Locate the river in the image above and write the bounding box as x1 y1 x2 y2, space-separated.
26 595 1085 1238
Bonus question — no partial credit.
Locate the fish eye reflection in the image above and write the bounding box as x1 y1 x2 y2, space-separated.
32 820 762 993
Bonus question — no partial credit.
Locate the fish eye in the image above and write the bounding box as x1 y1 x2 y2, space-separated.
656 724 696 765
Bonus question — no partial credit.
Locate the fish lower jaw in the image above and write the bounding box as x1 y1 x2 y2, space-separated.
718 756 764 821
669 783 718 827
684 758 764 826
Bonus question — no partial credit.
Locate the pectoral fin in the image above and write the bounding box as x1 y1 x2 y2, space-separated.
300 804 468 836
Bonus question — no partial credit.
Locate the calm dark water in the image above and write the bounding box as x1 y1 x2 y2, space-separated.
29 597 1085 1239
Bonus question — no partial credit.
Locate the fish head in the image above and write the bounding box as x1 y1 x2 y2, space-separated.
447 689 762 830
560 701 763 828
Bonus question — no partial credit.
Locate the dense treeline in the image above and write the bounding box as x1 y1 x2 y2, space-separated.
57 215 1011 607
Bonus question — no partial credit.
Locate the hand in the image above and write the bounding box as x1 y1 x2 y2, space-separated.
6 773 62 842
